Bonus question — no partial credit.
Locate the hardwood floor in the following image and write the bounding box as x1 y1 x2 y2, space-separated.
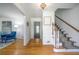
0 39 79 55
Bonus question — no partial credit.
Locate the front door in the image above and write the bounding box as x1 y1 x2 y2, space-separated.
34 22 40 39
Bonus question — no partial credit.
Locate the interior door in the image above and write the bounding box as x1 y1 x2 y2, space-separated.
34 22 40 39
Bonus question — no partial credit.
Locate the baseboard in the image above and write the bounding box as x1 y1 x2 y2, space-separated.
53 48 79 52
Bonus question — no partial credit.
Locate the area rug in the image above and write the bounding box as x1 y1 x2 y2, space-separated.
0 40 15 49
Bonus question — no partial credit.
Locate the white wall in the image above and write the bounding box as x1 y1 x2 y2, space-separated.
0 3 31 46
42 10 55 45
55 5 79 46
30 17 42 39
0 16 25 39
0 3 26 39
23 16 30 46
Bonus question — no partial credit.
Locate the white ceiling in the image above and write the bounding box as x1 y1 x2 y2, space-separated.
0 3 24 19
15 3 42 17
0 3 78 19
15 3 78 17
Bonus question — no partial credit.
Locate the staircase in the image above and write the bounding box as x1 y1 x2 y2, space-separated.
55 16 79 49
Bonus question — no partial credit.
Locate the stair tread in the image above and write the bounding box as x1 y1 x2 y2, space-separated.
55 24 78 49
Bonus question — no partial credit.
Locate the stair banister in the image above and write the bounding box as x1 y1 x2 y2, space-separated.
55 15 79 32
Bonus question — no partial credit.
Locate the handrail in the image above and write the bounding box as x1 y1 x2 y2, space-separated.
55 15 79 32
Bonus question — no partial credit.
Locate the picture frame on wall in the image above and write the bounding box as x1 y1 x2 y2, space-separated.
44 16 51 25
27 22 29 26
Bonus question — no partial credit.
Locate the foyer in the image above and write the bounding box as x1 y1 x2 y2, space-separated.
0 3 79 55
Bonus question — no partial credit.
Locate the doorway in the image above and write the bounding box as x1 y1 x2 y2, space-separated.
34 22 40 39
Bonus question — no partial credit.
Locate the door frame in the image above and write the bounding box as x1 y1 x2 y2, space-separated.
30 17 42 40
34 22 40 39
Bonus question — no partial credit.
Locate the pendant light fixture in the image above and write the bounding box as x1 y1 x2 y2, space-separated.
40 3 47 10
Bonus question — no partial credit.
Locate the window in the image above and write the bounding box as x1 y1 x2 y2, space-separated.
2 21 12 33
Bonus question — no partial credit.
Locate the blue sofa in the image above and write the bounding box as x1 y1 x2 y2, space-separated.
1 31 16 43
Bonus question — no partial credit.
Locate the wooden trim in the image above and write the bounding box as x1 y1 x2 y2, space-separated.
55 15 79 32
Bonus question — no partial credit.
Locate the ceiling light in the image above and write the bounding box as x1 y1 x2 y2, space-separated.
40 3 47 10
